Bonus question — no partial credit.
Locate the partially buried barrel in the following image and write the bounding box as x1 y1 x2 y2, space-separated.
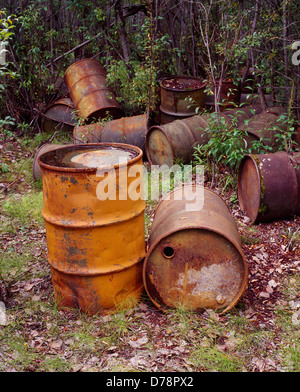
73 114 148 154
38 143 145 314
64 58 124 123
143 185 248 313
238 151 300 223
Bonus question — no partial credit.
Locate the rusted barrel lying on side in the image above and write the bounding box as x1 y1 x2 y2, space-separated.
160 75 207 124
145 105 263 166
32 143 71 180
145 115 209 166
64 58 124 123
73 114 148 154
39 143 145 314
238 151 300 223
41 97 77 134
143 185 248 313
239 106 288 148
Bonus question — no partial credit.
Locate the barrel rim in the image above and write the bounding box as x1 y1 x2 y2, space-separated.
32 143 73 180
145 125 174 165
38 142 143 173
160 75 207 92
237 153 261 224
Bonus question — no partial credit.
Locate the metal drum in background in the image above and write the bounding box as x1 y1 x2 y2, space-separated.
205 79 240 112
145 106 262 166
143 185 248 313
38 143 145 314
160 76 207 124
238 151 299 223
240 106 288 148
73 114 148 154
64 58 124 124
41 98 77 134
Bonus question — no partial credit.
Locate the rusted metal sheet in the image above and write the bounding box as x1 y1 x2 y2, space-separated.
238 151 299 223
73 114 148 154
160 76 207 124
42 97 77 134
64 58 124 123
39 143 145 314
32 143 71 180
143 185 248 313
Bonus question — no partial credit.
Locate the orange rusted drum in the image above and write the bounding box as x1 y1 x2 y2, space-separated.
42 97 77 134
64 58 124 123
73 114 148 154
160 76 207 124
39 143 145 314
143 185 248 313
238 151 299 223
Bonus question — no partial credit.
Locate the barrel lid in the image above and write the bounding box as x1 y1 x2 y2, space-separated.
237 154 262 223
38 143 142 172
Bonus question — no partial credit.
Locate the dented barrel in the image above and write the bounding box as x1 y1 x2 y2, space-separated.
39 143 145 314
238 151 299 223
143 185 248 313
64 58 124 123
73 114 148 154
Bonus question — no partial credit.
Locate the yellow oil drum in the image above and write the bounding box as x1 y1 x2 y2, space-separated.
38 143 145 314
143 185 248 313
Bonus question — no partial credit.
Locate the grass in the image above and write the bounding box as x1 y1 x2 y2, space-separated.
2 191 44 229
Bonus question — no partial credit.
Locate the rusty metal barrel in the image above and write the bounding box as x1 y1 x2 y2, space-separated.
238 151 300 223
73 114 148 154
160 76 207 124
205 79 240 111
38 143 145 314
42 97 77 134
239 106 288 148
143 185 248 313
146 115 209 166
145 105 262 166
64 58 124 123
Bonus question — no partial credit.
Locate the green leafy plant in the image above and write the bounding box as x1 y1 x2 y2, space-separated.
192 108 273 185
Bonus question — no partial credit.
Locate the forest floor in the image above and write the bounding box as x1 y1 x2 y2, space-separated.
0 130 299 373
